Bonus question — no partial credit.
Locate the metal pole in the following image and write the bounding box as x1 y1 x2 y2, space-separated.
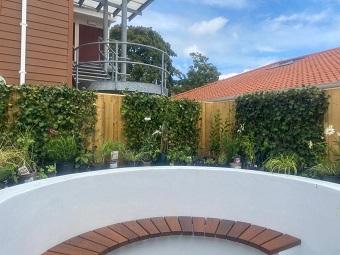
76 49 79 89
103 0 109 72
121 0 128 82
161 52 164 95
115 42 119 82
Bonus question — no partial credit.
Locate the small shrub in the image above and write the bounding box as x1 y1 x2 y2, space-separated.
264 154 298 175
44 135 78 162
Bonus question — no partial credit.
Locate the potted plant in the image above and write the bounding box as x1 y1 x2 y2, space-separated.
309 159 340 184
263 154 298 175
0 165 16 189
94 140 126 170
45 135 78 175
168 146 192 166
124 150 143 167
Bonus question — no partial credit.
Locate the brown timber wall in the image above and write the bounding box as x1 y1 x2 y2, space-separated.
0 0 73 85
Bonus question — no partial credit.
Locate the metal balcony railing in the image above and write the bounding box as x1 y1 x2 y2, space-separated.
73 40 170 94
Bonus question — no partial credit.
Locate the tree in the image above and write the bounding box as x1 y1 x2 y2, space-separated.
110 26 180 87
174 52 220 94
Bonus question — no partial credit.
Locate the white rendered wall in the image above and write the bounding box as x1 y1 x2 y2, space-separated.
0 167 340 255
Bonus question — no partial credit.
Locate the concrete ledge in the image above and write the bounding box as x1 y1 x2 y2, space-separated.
0 167 340 255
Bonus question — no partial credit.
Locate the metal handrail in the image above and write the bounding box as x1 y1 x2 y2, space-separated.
73 40 170 93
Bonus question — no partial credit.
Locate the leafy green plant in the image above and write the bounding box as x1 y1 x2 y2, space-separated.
76 150 94 168
309 159 340 177
239 135 256 165
264 154 298 175
122 93 201 156
45 135 78 162
167 146 192 165
209 113 222 158
235 88 328 167
97 140 126 164
15 85 96 162
0 84 11 135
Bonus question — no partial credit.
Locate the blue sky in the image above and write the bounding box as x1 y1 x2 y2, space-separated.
131 0 340 79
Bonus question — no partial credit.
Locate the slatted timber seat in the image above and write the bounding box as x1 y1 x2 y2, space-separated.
42 216 301 255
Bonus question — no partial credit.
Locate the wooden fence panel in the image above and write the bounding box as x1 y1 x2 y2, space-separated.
93 93 124 149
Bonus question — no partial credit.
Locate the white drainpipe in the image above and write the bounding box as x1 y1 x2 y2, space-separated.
19 0 28 85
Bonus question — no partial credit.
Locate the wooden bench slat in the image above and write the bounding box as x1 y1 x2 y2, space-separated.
165 216 182 234
42 217 301 255
137 219 161 237
49 243 97 255
238 225 266 243
94 227 128 246
80 231 117 248
215 220 235 239
193 217 205 236
65 237 108 253
204 218 220 237
151 217 171 236
227 222 251 240
261 234 301 255
109 224 139 242
178 216 193 235
123 221 149 239
249 229 282 246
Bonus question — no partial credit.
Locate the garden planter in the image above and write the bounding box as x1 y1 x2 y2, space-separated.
0 182 7 190
154 153 169 166
19 173 36 183
56 162 75 176
143 161 152 167
91 164 110 171
321 176 340 184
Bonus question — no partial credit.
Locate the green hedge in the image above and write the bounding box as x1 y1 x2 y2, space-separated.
122 93 201 154
235 88 328 167
0 84 11 132
0 85 97 161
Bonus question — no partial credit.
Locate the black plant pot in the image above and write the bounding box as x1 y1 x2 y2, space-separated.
321 176 340 184
91 163 110 171
154 153 169 166
56 162 75 176
0 182 7 190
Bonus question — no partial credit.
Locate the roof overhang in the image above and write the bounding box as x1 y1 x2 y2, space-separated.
74 0 154 21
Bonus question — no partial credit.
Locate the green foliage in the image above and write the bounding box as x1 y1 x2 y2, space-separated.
13 85 96 161
96 140 126 164
209 112 239 163
168 146 192 165
121 93 201 158
264 154 298 175
44 135 78 162
174 52 220 93
0 84 11 134
235 88 328 167
110 26 179 87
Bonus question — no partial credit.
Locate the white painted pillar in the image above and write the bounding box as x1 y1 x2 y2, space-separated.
19 0 28 85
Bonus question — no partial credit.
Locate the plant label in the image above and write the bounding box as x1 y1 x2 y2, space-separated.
111 151 119 161
18 166 30 176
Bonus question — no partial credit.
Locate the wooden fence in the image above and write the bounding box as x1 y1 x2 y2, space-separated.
93 88 340 155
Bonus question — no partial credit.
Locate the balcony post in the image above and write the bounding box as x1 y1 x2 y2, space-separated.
121 0 128 81
103 0 109 72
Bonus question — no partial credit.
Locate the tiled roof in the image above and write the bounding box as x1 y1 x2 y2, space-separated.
175 47 340 101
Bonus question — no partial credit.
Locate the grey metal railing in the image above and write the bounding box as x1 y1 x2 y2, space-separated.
73 40 170 93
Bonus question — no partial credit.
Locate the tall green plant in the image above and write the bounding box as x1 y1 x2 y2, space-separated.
121 93 201 156
235 88 328 167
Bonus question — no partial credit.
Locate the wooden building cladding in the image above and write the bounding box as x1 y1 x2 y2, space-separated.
0 0 73 85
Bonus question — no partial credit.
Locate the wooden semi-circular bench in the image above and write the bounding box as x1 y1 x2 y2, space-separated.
42 217 301 255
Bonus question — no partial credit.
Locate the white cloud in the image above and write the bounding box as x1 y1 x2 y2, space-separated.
184 45 204 56
219 73 239 80
189 17 228 35
181 0 250 9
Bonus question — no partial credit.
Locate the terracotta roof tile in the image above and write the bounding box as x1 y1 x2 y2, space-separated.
175 47 340 101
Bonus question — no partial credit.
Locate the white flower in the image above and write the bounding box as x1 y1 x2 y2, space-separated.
325 125 335 136
152 130 162 136
237 123 245 133
144 117 151 121
308 141 313 149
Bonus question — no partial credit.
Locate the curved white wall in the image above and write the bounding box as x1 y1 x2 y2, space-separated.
0 167 340 255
